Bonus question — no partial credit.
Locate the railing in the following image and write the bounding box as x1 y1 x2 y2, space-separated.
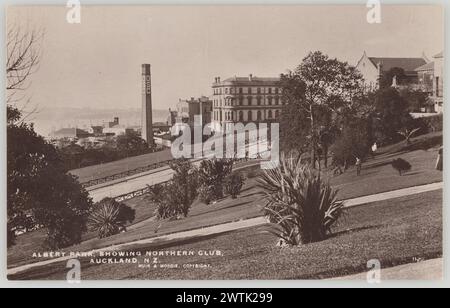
112 158 263 202
81 159 177 189
81 155 265 189
114 180 171 202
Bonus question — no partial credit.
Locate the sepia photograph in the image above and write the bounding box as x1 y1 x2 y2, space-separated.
4 2 445 285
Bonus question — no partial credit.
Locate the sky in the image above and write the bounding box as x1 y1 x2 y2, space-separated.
7 5 444 112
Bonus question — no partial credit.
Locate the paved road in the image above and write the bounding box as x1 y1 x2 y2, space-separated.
87 159 265 203
7 182 442 276
332 258 443 281
87 142 267 203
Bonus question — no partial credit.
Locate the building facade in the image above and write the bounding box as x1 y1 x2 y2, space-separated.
432 52 444 113
414 51 444 113
176 96 213 128
211 75 283 131
356 52 427 90
49 128 90 140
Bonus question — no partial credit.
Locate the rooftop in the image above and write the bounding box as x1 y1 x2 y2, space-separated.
50 128 89 136
368 57 427 74
434 51 443 58
415 61 435 72
214 75 281 86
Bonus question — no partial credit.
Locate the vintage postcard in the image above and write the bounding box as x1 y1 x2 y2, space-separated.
5 3 444 283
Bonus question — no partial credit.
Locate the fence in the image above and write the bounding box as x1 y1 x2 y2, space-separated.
81 159 177 188
112 158 264 202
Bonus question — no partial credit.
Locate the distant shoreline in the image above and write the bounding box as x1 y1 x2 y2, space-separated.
26 107 170 137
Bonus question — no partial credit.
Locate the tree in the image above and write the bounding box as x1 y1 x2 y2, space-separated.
259 154 344 245
280 51 364 168
116 130 150 157
6 25 93 249
331 119 371 170
150 159 198 219
88 198 135 239
198 158 234 204
279 74 310 156
7 24 43 110
7 106 92 248
398 127 421 145
373 87 414 144
400 87 432 113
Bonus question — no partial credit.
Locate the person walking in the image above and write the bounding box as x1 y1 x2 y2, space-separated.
436 147 443 171
355 157 362 176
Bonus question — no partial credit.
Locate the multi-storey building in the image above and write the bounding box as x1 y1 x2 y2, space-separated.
211 75 283 131
356 51 427 90
415 51 444 113
432 52 444 113
176 96 213 128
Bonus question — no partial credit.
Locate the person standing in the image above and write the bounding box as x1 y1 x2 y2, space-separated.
371 142 378 159
356 157 362 176
436 147 443 171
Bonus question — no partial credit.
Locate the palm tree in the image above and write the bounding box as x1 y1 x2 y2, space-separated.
88 198 135 239
259 154 344 245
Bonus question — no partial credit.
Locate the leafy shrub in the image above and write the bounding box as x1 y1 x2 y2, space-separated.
198 184 215 205
225 173 245 199
198 158 234 204
88 198 135 239
419 114 443 133
259 154 344 246
391 158 412 176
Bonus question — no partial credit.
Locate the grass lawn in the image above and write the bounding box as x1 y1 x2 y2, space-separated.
69 149 174 183
7 133 442 269
9 189 442 280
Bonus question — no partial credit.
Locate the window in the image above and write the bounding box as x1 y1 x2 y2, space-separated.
268 110 273 119
275 110 280 118
247 96 252 105
275 97 279 105
275 88 279 94
248 87 252 94
268 97 272 105
257 97 262 106
239 88 243 94
257 88 261 94
248 111 253 121
239 97 244 106
225 88 228 94
239 111 244 122
257 111 262 121
268 88 272 94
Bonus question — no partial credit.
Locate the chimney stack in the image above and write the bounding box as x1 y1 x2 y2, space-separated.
141 64 154 147
249 74 253 81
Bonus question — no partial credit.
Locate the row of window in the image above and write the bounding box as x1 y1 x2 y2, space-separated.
214 96 283 107
213 87 281 95
214 110 281 122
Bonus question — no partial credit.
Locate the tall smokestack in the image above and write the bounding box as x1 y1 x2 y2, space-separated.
141 64 154 147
